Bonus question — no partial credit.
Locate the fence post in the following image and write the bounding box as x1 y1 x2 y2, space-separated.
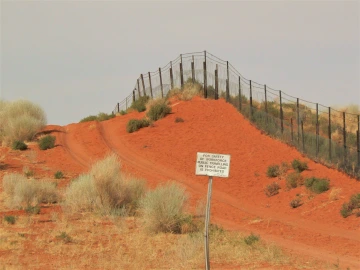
238 76 242 112
279 90 284 134
215 64 219 100
301 120 305 153
203 62 207 98
226 61 230 103
343 112 347 163
264 85 268 114
316 103 319 159
148 72 153 98
291 118 294 142
191 55 195 83
133 90 136 103
180 54 184 88
126 98 128 110
159 68 164 98
117 102 120 113
297 98 300 145
250 80 253 118
170 61 174 89
358 115 360 168
137 79 141 97
141 74 146 96
328 107 332 161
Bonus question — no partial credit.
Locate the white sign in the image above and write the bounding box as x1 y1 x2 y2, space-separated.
195 152 231 178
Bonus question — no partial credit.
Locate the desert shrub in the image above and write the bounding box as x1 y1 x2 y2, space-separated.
54 171 64 179
25 205 41 214
2 173 28 196
140 182 190 233
146 100 171 121
4 215 16 225
12 141 28 151
244 233 260 245
291 159 308 173
266 165 280 178
290 198 302 208
340 193 360 218
23 166 34 178
79 115 97 123
340 203 353 218
79 112 115 123
131 96 149 112
265 182 280 197
56 232 72 243
38 135 56 150
0 99 47 144
286 172 303 189
304 177 329 194
119 110 127 115
175 117 184 123
126 118 150 133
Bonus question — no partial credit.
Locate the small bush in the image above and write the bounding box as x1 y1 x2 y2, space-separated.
266 165 280 178
79 115 97 123
119 110 127 115
79 112 115 123
23 166 34 178
25 205 41 214
291 159 308 173
54 171 64 179
305 177 330 194
56 232 72 243
38 135 56 150
286 172 303 189
175 117 184 123
126 118 150 133
340 193 360 218
146 100 171 121
131 96 149 112
265 182 280 197
244 233 260 245
140 182 189 233
340 203 353 218
4 215 16 225
12 141 28 151
290 198 302 208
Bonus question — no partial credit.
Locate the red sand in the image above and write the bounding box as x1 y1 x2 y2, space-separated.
1 96 359 268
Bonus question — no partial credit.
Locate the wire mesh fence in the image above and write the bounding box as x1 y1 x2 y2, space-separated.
112 51 360 179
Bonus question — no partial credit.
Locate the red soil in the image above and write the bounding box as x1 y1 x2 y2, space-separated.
1 96 359 268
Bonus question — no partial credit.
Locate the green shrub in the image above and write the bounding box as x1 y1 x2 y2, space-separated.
304 177 329 194
266 165 280 178
25 205 41 215
146 101 171 121
131 96 149 112
126 118 150 133
4 215 16 225
79 112 115 123
38 135 56 150
79 115 97 123
244 233 260 245
56 232 72 243
340 193 360 218
54 171 64 179
265 182 280 197
340 203 353 218
140 182 189 233
119 110 127 115
291 159 308 172
12 141 28 151
0 99 47 144
286 172 303 189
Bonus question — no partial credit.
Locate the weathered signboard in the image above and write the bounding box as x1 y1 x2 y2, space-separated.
195 152 231 178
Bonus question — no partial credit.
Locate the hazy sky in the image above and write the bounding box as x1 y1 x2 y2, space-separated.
1 0 359 125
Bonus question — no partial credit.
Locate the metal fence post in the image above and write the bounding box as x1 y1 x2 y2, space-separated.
148 72 153 98
249 80 253 118
141 74 146 96
170 61 174 89
191 55 195 83
137 79 141 97
226 61 230 103
328 107 332 161
297 98 300 145
215 64 219 100
133 90 136 103
238 76 242 112
159 67 164 98
279 90 284 134
180 54 184 88
316 103 319 159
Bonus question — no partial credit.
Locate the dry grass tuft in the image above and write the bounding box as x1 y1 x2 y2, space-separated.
328 187 342 201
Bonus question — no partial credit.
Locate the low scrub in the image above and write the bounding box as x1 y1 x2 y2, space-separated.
146 99 171 121
285 172 303 189
340 193 360 218
0 99 47 145
79 112 115 123
38 135 56 150
266 165 280 178
140 182 191 233
304 177 330 194
54 171 64 179
131 96 149 112
4 215 16 225
64 154 146 215
126 118 150 133
290 198 302 208
265 182 280 197
2 173 58 208
12 141 28 151
166 80 203 101
244 233 260 245
291 159 308 173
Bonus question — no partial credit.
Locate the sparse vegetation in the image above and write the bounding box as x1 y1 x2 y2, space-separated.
56 232 72 243
25 205 41 214
79 112 115 123
131 96 149 112
286 172 303 189
54 171 64 179
265 182 280 197
4 215 16 225
23 166 34 178
340 193 360 218
126 118 150 133
304 177 330 194
146 99 171 121
0 99 47 145
291 159 308 173
290 198 302 208
266 165 280 178
11 140 28 151
175 117 184 123
38 135 56 150
244 233 260 245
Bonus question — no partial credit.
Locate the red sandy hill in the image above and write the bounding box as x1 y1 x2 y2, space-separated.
2 96 359 268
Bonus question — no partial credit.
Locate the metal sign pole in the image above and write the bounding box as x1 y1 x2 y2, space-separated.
204 176 213 270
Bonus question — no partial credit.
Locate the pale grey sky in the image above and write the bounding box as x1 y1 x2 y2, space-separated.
1 0 359 125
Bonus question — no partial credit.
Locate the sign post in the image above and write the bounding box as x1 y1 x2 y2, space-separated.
195 152 231 270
